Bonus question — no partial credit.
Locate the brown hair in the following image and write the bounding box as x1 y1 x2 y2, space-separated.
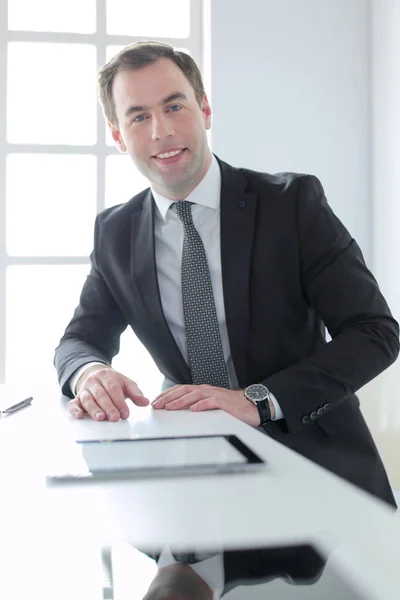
98 41 206 127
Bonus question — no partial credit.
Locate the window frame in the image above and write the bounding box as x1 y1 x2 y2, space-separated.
0 0 203 383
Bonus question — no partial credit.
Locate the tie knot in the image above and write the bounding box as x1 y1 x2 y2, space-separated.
170 200 193 224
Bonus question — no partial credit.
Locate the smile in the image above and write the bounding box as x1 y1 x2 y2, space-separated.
155 149 184 159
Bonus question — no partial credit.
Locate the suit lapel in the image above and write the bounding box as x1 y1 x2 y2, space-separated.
217 158 258 387
131 191 191 384
130 160 257 389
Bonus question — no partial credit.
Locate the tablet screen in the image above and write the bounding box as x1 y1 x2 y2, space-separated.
81 436 246 470
47 435 264 481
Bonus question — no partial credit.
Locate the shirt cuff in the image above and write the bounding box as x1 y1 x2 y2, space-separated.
270 392 284 420
69 362 106 396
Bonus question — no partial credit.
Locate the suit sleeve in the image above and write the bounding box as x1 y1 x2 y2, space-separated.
262 175 399 434
54 215 128 398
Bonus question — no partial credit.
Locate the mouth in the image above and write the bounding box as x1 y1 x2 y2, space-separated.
152 148 187 166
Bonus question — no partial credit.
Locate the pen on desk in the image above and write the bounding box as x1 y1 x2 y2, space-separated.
1 396 33 414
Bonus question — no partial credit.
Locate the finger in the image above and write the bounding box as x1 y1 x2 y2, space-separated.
164 389 208 411
153 385 200 408
68 398 84 419
120 375 150 407
190 397 221 412
97 371 130 419
83 381 124 421
78 389 106 421
152 386 192 409
153 384 182 402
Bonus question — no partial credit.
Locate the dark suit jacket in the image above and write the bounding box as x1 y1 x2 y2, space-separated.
222 544 326 596
54 157 399 506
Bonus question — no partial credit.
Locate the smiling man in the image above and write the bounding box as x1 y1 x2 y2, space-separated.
55 41 399 507
109 61 212 200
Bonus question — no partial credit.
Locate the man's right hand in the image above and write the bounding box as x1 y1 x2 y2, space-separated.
68 365 149 421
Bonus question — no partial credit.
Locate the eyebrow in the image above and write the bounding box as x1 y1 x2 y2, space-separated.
124 92 188 118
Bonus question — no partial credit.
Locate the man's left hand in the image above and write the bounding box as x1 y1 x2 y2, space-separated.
152 385 261 427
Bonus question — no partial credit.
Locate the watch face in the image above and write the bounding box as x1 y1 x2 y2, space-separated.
246 384 269 402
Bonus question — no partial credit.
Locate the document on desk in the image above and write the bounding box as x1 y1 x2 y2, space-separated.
46 434 266 483
0 384 33 415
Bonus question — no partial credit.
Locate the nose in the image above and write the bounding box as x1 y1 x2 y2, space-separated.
151 112 175 141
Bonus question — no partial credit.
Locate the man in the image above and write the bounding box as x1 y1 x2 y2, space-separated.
55 41 399 507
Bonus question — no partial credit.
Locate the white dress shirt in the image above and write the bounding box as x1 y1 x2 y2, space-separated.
70 155 283 420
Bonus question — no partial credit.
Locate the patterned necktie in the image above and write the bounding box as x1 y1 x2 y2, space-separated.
170 201 230 388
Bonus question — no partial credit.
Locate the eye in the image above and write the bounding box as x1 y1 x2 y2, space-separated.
168 104 182 112
133 114 147 123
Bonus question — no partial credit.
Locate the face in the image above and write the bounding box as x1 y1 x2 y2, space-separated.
109 58 212 200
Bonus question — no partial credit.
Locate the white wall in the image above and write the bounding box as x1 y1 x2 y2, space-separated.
209 0 371 264
360 0 400 490
371 0 400 321
208 0 400 489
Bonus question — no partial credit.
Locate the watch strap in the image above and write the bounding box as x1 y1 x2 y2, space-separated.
256 398 271 425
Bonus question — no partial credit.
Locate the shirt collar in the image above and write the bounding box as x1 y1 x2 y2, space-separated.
151 154 221 222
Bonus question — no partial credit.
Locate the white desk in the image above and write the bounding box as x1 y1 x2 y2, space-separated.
1 384 400 599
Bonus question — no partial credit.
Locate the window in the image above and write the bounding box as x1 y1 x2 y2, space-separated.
0 0 203 398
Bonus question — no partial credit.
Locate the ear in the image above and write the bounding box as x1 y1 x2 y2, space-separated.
201 95 212 130
108 122 127 153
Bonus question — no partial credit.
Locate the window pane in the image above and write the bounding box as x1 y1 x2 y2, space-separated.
6 265 90 384
106 45 124 62
105 155 149 208
6 154 96 256
112 330 163 400
7 43 97 144
6 266 163 396
8 0 96 33
106 0 190 37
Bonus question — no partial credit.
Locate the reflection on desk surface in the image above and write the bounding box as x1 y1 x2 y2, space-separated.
102 541 370 600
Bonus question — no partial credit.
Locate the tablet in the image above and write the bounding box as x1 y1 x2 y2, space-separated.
46 435 265 483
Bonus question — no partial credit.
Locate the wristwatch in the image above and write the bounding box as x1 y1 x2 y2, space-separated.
244 383 272 425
